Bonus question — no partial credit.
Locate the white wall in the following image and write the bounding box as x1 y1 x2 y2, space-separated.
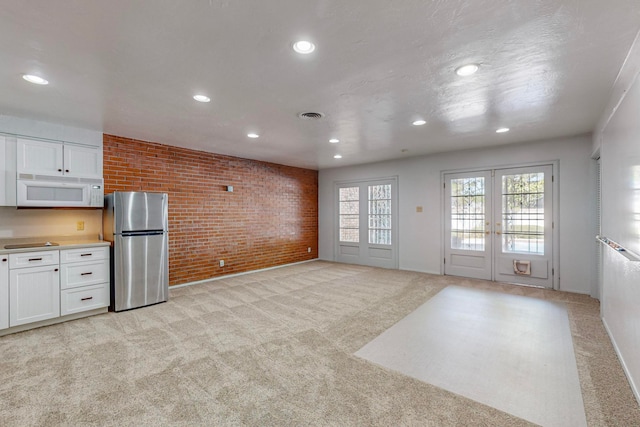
319 134 595 295
594 30 640 403
0 114 102 147
0 207 102 240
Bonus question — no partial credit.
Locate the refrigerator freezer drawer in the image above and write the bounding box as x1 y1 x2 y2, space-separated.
112 232 168 311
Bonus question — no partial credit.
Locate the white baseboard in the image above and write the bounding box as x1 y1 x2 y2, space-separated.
601 316 640 405
0 307 108 337
398 267 440 275
169 258 319 289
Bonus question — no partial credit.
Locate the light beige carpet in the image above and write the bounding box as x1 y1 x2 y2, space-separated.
0 261 638 426
356 286 587 426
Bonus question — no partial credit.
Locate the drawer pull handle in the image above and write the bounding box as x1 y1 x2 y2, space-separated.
80 253 92 257
81 272 93 276
81 297 93 301
28 258 43 261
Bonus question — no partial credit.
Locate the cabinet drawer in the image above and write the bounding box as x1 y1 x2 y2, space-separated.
60 260 109 289
60 246 109 264
9 250 59 269
61 283 109 315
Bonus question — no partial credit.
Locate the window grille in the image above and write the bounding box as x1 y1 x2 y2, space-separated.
368 184 392 245
501 172 544 254
339 187 359 242
450 177 486 251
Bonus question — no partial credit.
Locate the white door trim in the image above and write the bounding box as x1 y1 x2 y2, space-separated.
441 161 560 289
334 176 399 269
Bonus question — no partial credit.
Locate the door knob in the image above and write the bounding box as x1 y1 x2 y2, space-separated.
496 231 502 235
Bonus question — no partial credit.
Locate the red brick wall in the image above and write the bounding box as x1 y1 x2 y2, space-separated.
103 134 318 286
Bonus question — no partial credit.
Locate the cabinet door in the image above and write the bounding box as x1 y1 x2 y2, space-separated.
1 135 18 206
9 265 60 326
0 256 8 330
17 138 64 176
63 144 102 178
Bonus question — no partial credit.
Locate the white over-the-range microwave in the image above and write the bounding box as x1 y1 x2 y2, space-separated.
16 174 104 207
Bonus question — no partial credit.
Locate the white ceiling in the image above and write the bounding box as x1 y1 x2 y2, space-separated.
1 1 639 170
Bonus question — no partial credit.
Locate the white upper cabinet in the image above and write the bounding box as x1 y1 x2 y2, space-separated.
17 138 64 176
63 143 103 178
17 138 102 179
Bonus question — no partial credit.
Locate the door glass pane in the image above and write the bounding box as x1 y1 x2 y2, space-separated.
501 172 544 254
368 184 391 245
450 177 485 251
339 187 359 242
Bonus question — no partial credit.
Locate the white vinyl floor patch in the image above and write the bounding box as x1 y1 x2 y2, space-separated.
355 286 587 426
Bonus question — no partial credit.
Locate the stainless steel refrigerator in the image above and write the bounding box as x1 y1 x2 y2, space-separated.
103 191 169 311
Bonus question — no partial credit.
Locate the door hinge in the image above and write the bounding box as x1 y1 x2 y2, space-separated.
552 175 554 182
552 268 554 276
444 258 446 264
443 182 446 189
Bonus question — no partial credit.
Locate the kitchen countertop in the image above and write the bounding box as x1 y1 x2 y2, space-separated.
0 237 110 255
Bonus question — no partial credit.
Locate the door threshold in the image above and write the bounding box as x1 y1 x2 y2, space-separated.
501 281 547 290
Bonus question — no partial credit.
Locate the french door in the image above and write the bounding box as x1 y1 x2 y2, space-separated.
444 165 554 288
336 177 398 269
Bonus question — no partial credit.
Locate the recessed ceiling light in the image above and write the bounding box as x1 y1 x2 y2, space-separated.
412 120 427 126
333 154 342 159
293 40 315 54
329 138 339 143
455 64 479 76
22 74 49 85
247 133 260 138
496 127 510 133
193 94 210 103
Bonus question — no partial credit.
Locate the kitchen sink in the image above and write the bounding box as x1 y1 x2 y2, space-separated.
4 242 60 249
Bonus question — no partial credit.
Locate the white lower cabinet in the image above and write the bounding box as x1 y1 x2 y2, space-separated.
9 264 60 326
60 247 109 315
0 256 8 329
1 245 110 333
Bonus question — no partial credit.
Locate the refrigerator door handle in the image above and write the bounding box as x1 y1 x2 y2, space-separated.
120 230 165 236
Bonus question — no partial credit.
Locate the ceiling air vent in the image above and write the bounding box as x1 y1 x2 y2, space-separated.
298 112 325 120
